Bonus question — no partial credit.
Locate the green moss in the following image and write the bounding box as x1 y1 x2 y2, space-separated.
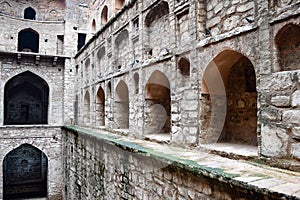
64 126 240 181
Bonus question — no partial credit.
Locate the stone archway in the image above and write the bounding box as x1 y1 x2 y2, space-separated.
84 91 91 125
145 70 171 134
114 80 129 129
3 144 48 199
201 50 257 145
4 71 49 125
96 86 105 126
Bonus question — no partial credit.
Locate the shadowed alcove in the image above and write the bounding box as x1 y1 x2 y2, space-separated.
18 28 39 53
4 71 49 125
3 144 48 199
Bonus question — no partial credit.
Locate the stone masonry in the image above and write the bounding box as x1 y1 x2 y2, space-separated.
74 0 300 161
0 0 299 199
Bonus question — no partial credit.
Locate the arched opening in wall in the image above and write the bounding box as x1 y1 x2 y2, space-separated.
18 28 39 53
107 81 112 98
145 70 171 135
115 29 129 69
115 80 129 129
92 19 96 32
97 47 106 75
24 7 36 20
201 50 257 146
4 71 49 125
101 6 108 24
3 144 47 199
96 86 105 126
84 91 90 125
144 1 169 56
178 57 190 77
85 58 90 81
275 23 300 71
115 0 125 11
133 73 139 94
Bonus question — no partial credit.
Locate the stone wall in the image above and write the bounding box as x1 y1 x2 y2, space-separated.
73 0 300 162
0 126 63 200
206 0 254 35
63 127 279 200
0 0 65 21
0 14 65 54
0 53 66 126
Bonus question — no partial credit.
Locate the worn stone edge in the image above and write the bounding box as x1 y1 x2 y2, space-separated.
62 125 299 199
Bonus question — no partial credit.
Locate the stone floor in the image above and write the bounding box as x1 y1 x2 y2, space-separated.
201 143 258 158
67 126 300 199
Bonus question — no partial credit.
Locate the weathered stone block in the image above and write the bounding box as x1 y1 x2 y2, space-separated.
282 110 300 125
291 143 300 160
291 127 300 139
261 124 288 157
223 15 240 31
291 90 300 107
207 16 221 28
271 96 290 107
214 3 223 14
237 2 254 12
261 72 295 94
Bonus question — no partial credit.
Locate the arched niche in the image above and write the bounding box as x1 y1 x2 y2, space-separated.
96 86 105 126
201 50 257 145
114 80 129 129
275 23 300 71
4 71 49 125
24 7 36 20
84 91 90 124
3 144 47 199
18 28 39 53
145 70 171 134
101 6 108 24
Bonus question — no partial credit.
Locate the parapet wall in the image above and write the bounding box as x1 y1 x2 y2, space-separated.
62 126 300 200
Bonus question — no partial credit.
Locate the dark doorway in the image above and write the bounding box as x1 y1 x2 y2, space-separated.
24 7 36 20
3 144 48 199
4 71 49 125
18 29 39 53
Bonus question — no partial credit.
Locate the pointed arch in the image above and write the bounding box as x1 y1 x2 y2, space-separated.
24 7 36 20
3 144 47 199
92 19 96 32
18 28 39 53
115 80 129 129
201 50 257 145
4 71 49 125
107 81 112 98
133 73 139 94
101 6 108 24
145 70 171 134
84 91 90 124
96 86 105 126
275 23 300 71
